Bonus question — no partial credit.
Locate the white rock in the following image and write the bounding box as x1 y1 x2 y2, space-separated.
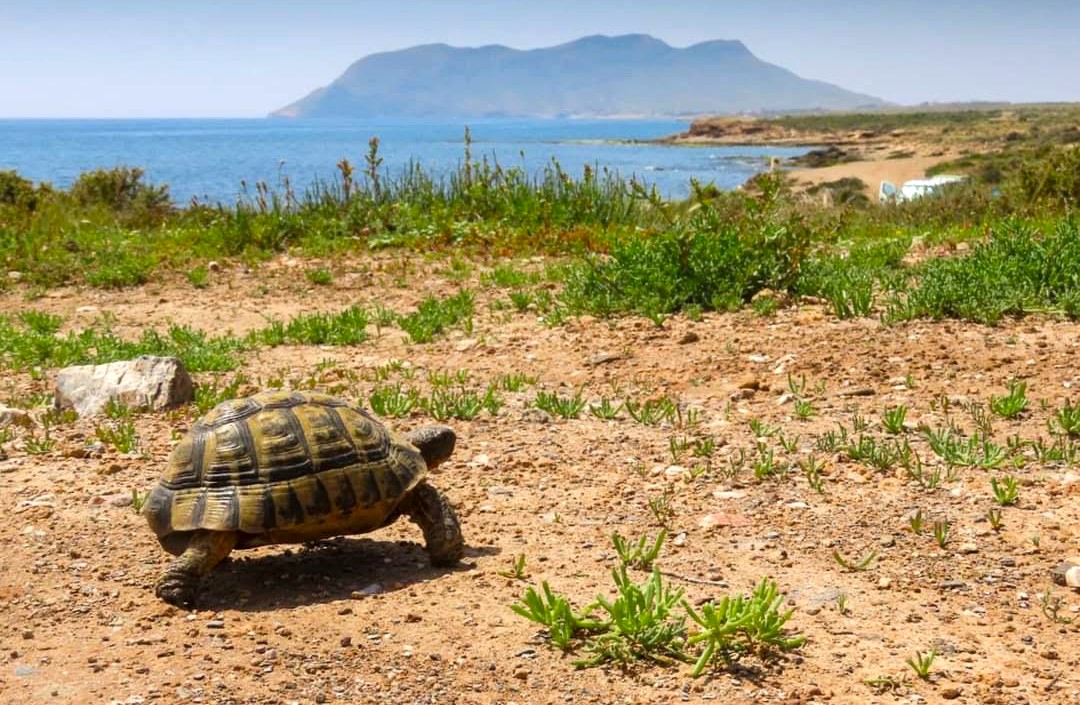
54 356 193 417
664 465 689 479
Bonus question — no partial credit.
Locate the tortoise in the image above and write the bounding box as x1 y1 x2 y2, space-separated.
142 390 464 607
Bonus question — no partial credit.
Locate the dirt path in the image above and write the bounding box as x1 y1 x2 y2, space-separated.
1 256 1078 704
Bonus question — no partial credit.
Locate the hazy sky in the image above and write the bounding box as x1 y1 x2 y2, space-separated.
2 0 1077 118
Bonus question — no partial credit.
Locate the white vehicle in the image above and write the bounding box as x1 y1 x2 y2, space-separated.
879 174 968 203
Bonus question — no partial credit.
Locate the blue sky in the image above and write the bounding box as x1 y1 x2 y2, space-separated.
2 0 1077 117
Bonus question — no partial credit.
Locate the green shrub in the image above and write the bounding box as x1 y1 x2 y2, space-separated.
70 166 172 224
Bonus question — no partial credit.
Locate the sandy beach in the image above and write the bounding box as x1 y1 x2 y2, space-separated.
786 152 960 198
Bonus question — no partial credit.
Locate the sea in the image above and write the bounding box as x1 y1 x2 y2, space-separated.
0 118 808 204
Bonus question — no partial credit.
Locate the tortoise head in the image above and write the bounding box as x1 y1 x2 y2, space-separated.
405 425 456 470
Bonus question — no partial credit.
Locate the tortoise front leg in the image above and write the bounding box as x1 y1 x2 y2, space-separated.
398 482 464 566
156 530 238 607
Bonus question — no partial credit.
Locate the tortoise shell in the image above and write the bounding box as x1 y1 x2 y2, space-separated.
143 390 427 555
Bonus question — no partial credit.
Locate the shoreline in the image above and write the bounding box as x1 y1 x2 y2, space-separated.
653 116 967 197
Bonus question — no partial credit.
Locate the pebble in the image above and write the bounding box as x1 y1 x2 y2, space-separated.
941 686 962 699
664 465 689 479
520 409 552 424
697 512 750 530
205 620 225 629
735 374 761 390
879 535 896 548
585 351 622 366
678 331 700 344
350 583 384 598
957 543 979 555
0 406 33 428
877 577 892 590
835 386 875 397
1051 560 1080 587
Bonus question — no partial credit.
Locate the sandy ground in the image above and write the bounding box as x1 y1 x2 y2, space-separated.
786 154 960 200
1 256 1079 705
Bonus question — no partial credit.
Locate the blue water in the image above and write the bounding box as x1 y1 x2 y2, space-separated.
0 118 808 203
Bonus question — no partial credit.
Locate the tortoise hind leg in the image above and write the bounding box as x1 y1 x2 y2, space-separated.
156 530 238 607
398 482 464 566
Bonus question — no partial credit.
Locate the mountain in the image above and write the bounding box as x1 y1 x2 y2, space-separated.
271 34 886 119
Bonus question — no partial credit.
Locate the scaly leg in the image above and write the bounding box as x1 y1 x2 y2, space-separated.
398 482 464 566
155 530 237 607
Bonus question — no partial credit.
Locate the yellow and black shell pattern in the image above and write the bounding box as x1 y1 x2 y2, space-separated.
143 390 427 555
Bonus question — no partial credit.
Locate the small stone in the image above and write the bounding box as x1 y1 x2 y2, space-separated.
697 512 750 530
0 407 34 428
735 375 761 390
664 465 689 479
879 535 896 548
350 583 384 598
520 408 552 424
15 664 35 677
678 331 700 344
7 270 23 282
513 666 531 680
205 620 225 629
835 386 875 397
1051 560 1080 588
1040 649 1059 660
941 686 962 700
339 636 352 647
207 261 222 272
957 543 979 555
21 630 34 639
877 577 892 590
585 351 622 366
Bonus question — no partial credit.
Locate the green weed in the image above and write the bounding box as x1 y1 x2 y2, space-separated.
368 384 419 418
832 549 878 572
534 389 587 420
612 531 667 571
881 405 908 434
989 379 1029 419
684 578 806 677
589 397 623 420
397 290 474 343
991 475 1020 506
906 649 936 681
